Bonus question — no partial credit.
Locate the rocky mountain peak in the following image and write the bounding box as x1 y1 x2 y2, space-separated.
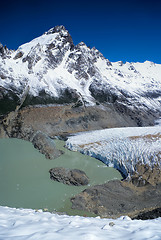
0 25 161 127
43 25 74 51
0 43 11 58
0 43 4 56
76 42 87 48
14 25 74 72
44 25 73 46
45 25 68 35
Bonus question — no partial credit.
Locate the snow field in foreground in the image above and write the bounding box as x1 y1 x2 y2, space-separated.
0 206 161 240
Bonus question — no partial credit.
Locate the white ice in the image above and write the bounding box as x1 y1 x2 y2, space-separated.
66 126 161 176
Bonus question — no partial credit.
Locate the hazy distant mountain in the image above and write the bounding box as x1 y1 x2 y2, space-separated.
0 25 161 125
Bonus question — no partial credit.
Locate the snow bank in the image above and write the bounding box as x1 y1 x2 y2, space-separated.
0 206 161 240
66 126 161 177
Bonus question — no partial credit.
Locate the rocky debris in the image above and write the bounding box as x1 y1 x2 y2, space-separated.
0 103 146 160
130 163 161 187
0 111 63 160
11 104 147 139
1 102 157 145
70 180 161 218
49 167 89 186
31 131 63 159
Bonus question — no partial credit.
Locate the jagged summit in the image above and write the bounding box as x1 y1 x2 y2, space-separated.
44 25 74 46
0 43 11 58
76 41 87 47
0 43 5 56
0 25 161 126
44 25 68 35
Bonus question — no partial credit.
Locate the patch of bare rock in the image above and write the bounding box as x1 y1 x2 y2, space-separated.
49 167 89 186
70 180 161 219
130 163 161 187
31 131 63 159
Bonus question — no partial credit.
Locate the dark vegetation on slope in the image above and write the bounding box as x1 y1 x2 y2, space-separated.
22 88 79 107
0 87 19 115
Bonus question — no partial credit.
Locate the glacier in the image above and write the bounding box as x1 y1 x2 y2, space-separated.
66 126 161 178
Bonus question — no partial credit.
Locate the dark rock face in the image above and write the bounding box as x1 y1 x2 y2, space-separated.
71 180 161 218
89 81 118 103
45 25 74 48
20 26 74 73
0 43 11 58
130 176 150 187
49 167 89 186
22 88 80 107
0 86 20 115
133 207 161 220
31 131 63 159
0 43 5 57
13 51 24 60
22 51 41 70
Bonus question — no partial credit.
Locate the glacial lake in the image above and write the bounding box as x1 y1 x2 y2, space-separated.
0 138 122 216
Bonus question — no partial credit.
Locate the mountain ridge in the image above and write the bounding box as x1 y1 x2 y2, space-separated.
0 25 161 127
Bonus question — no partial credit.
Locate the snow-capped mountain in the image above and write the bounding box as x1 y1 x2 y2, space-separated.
0 25 161 124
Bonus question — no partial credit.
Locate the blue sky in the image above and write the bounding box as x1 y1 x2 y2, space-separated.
1 0 161 63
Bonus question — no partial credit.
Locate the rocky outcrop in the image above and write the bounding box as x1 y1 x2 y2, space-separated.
31 131 63 159
0 43 10 58
70 180 161 218
13 51 24 60
133 207 161 220
130 163 161 187
49 167 89 186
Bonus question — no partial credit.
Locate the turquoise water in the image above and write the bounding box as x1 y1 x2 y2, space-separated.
0 138 122 215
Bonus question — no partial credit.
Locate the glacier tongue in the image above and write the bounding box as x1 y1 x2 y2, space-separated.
66 126 161 178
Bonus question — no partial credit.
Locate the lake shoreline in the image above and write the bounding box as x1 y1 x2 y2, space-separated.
0 104 161 219
0 138 122 216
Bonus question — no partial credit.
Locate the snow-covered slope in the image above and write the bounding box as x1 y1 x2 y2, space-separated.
0 25 161 121
0 206 161 240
